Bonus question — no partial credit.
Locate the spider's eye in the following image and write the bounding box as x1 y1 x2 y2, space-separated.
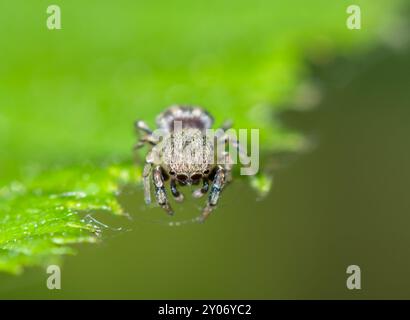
169 171 175 175
203 169 210 175
177 174 188 181
191 173 202 181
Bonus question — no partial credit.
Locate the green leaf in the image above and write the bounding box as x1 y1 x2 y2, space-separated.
0 162 140 274
250 173 273 199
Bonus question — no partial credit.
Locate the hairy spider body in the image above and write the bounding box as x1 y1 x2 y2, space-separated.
135 105 234 222
162 128 214 183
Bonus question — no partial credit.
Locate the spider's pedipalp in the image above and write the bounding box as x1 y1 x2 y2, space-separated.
170 178 184 202
192 177 209 198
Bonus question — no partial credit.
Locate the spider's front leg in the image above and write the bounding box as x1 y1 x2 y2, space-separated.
199 166 226 222
142 163 152 204
142 149 158 204
152 165 174 215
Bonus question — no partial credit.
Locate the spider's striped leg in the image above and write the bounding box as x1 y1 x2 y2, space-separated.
170 178 184 202
152 166 174 215
200 166 226 222
193 177 209 198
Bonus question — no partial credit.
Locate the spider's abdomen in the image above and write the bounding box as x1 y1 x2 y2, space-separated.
156 105 214 132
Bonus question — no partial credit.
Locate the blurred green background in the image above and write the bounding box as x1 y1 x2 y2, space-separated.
1 0 410 298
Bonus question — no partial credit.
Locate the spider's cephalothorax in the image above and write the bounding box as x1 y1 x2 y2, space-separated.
134 105 236 221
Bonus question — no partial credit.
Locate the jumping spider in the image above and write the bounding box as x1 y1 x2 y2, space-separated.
134 105 239 222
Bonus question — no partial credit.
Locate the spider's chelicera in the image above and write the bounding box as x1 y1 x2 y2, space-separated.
134 105 242 222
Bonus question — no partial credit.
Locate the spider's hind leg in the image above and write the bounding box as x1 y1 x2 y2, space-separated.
134 120 158 149
220 151 233 183
135 120 153 134
220 119 233 131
